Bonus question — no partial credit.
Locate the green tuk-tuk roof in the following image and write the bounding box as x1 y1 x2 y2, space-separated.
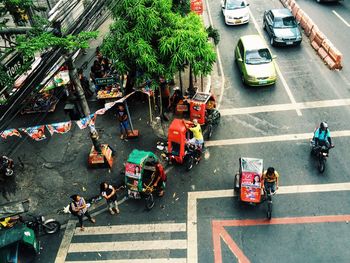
0 224 39 252
126 149 158 165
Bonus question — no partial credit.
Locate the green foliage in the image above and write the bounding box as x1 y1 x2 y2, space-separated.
102 0 215 88
2 0 33 8
171 0 190 16
206 25 220 46
16 31 98 58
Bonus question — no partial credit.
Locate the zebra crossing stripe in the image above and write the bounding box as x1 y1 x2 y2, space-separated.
68 239 187 253
65 259 187 263
74 222 186 235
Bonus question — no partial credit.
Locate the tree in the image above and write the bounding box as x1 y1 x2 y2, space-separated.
101 0 216 94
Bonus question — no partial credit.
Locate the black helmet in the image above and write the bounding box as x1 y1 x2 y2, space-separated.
320 122 328 130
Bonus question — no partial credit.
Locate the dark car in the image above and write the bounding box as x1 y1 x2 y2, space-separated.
263 9 302 47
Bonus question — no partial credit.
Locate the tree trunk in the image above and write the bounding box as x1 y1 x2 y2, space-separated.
125 67 137 95
188 64 195 97
179 69 183 95
66 55 101 153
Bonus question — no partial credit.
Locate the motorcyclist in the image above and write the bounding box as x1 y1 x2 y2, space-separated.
262 167 279 194
183 119 204 162
312 122 334 150
183 119 204 148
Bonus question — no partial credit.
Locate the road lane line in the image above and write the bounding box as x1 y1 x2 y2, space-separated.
68 239 187 253
249 10 302 116
332 10 350 27
187 182 350 262
205 130 350 147
204 0 225 109
220 98 350 116
65 259 187 263
214 214 350 227
74 222 186 235
54 220 77 263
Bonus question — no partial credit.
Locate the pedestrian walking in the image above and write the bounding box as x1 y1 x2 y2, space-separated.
69 194 96 231
116 104 130 140
100 182 123 215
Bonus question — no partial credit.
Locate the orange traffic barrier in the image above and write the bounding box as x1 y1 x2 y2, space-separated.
295 9 304 22
292 3 300 17
286 0 293 9
300 14 314 37
289 0 296 10
318 39 332 61
327 45 343 69
311 30 326 51
309 25 320 42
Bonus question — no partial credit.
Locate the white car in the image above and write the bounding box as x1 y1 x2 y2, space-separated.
221 0 250 25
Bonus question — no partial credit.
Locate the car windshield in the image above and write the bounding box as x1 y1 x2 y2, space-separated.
245 49 272 65
274 16 297 28
226 0 247 10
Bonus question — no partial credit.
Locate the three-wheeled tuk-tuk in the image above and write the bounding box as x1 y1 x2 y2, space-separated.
234 157 274 219
189 92 220 140
0 224 40 263
124 150 164 210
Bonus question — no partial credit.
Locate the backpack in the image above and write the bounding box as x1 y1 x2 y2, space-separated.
69 202 78 216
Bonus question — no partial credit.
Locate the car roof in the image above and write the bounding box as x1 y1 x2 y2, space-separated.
239 35 267 50
270 8 293 18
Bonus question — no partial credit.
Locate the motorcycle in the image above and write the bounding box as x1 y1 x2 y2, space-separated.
0 156 14 177
310 141 334 173
184 143 203 171
20 214 61 235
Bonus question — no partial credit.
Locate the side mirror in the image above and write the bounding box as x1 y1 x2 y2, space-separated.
237 58 243 62
272 55 277 59
222 5 225 9
246 3 250 6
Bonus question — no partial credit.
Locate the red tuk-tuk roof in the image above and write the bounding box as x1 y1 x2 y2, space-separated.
169 119 187 134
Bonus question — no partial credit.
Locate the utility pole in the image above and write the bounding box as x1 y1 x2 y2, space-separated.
65 55 102 153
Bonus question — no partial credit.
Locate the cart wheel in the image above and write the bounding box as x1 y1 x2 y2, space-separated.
145 193 155 210
43 220 61 234
185 156 194 171
318 158 325 173
267 202 272 219
207 124 213 140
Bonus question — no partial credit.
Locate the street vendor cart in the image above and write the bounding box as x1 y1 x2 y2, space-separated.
234 158 275 219
124 150 163 210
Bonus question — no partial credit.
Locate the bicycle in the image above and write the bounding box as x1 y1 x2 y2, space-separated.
264 186 277 220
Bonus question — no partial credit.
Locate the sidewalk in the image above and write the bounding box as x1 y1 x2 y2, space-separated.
0 8 224 226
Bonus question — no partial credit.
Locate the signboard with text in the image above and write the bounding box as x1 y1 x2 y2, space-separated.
190 0 203 15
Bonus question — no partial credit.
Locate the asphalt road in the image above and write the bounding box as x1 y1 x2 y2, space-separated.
33 0 350 262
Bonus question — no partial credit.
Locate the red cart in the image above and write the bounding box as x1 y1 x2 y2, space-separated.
234 157 275 219
165 119 200 171
234 157 263 204
189 92 220 139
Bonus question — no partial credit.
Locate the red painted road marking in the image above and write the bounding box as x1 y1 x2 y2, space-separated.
212 215 350 263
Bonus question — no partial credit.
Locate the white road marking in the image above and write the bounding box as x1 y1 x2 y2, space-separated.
332 10 350 27
65 259 187 263
204 0 225 109
74 222 186 235
187 182 350 263
220 98 350 116
205 130 350 147
249 10 302 116
68 239 187 253
54 220 77 263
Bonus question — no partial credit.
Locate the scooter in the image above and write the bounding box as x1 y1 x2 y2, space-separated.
20 214 61 235
0 156 14 177
310 141 334 173
184 143 203 171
